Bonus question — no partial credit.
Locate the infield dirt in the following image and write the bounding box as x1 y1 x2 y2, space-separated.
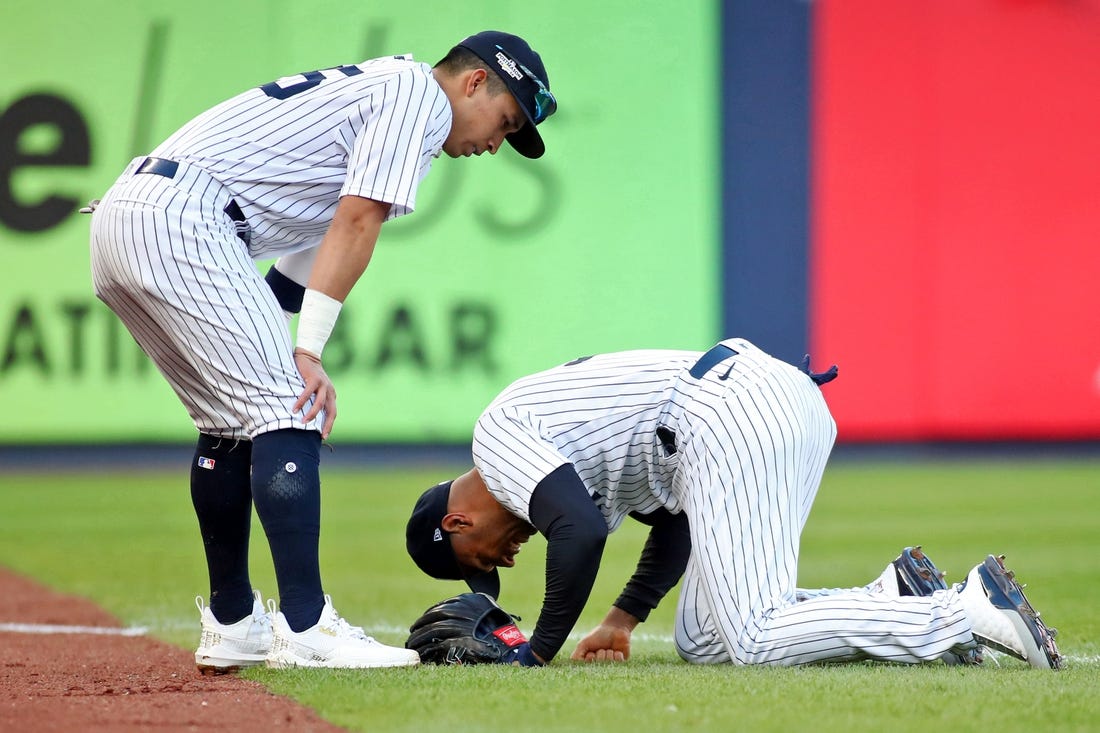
0 567 345 732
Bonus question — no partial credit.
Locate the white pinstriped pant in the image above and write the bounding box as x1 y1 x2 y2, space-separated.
669 339 973 665
89 158 323 440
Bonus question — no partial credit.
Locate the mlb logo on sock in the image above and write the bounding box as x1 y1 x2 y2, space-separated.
197 457 216 470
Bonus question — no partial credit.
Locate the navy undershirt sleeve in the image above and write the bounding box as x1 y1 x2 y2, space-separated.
526 464 608 662
613 509 691 622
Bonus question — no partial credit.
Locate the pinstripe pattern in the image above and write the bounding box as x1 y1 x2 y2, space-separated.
473 349 697 528
90 160 314 438
473 338 976 665
151 56 451 257
88 55 450 437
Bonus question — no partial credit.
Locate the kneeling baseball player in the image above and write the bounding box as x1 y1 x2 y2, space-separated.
404 339 1062 669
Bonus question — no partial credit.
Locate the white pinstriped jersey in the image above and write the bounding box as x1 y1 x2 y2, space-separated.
472 348 700 530
473 339 979 666
89 54 452 438
151 55 451 258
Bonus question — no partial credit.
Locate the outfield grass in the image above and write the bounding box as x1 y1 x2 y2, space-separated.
1 457 1098 732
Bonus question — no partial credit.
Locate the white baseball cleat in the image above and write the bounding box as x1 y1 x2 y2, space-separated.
194 589 273 675
956 555 1063 670
265 595 420 669
867 545 984 666
865 545 948 597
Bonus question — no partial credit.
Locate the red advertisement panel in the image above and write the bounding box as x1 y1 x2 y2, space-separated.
811 1 1100 440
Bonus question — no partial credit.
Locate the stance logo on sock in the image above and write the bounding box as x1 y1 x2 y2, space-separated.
285 462 297 473
197 457 216 470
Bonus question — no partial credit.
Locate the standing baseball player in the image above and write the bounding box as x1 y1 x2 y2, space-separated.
86 30 557 672
406 338 1062 668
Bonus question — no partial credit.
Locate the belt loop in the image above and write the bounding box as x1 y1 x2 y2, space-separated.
132 157 251 246
134 157 179 178
223 200 251 245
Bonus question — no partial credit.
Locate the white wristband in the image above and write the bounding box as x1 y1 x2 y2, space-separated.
296 288 343 358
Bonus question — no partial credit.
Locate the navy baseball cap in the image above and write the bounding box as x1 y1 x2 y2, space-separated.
406 480 501 598
458 30 556 159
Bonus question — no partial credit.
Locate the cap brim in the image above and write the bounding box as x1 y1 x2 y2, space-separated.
464 568 501 598
505 114 545 159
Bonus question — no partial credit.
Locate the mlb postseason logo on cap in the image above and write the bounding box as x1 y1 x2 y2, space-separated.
433 528 444 542
494 51 524 81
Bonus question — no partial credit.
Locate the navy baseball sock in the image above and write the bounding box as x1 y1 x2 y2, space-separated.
251 428 325 632
190 434 255 624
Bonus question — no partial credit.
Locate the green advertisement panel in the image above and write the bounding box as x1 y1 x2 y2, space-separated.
1 0 719 443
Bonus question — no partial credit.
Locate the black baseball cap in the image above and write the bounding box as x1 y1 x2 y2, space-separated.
406 480 501 598
457 30 557 159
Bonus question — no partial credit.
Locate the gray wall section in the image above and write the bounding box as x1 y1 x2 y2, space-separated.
721 0 812 365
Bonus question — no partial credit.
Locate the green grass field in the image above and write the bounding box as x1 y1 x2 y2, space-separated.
2 456 1098 732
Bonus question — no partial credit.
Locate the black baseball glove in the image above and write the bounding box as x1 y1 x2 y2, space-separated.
406 592 531 665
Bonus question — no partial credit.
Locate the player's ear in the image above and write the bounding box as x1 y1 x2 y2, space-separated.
441 512 471 533
465 68 488 97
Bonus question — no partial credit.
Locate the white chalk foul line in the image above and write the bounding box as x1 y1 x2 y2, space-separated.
0 622 148 636
11 621 1094 667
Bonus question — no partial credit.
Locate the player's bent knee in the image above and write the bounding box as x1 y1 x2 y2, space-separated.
674 630 731 664
251 429 321 499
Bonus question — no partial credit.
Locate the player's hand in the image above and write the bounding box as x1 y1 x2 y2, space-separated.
293 348 337 439
570 623 632 663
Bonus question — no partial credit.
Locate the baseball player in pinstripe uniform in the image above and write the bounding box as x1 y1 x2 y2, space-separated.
86 30 556 672
406 338 1062 668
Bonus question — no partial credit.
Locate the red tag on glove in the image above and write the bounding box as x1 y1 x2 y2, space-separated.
492 624 527 648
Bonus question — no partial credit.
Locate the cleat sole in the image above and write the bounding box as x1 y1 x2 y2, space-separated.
973 555 1063 670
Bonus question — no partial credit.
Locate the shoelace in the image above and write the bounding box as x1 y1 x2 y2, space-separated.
196 592 273 634
265 595 378 642
322 595 376 643
254 608 274 633
332 615 371 641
